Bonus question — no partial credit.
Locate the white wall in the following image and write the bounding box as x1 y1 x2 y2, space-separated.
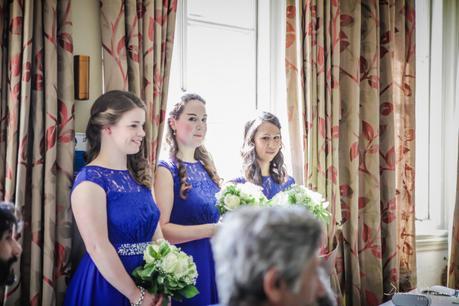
416 239 448 288
72 0 103 132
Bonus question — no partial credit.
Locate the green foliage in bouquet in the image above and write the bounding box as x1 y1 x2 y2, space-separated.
215 182 268 215
132 239 199 306
269 185 331 224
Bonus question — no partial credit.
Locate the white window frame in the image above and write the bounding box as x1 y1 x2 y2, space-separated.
165 0 290 179
170 0 285 108
415 0 458 247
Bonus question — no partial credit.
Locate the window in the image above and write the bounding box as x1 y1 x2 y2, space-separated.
415 0 458 237
165 0 289 181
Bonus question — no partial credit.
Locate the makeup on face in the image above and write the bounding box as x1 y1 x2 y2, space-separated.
174 100 207 148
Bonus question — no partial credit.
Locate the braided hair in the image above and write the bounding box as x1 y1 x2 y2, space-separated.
166 93 221 199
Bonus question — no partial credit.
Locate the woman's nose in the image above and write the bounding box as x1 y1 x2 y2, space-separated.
267 139 277 148
139 128 146 137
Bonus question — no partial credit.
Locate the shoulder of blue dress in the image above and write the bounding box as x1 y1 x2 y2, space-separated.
72 166 106 191
287 175 295 185
74 165 104 180
230 176 246 184
157 159 178 173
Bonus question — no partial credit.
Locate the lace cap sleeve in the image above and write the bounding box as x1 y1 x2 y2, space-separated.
157 160 178 177
72 166 107 193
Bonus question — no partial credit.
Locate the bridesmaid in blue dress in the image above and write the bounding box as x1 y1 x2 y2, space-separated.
232 112 295 199
154 93 220 306
64 91 163 306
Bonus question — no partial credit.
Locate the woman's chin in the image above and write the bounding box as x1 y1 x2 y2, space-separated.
127 147 141 155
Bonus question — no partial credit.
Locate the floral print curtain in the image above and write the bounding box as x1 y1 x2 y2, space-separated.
448 138 459 288
285 1 416 305
100 0 177 171
0 0 75 305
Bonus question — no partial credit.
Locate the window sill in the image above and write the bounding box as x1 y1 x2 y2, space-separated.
416 230 448 252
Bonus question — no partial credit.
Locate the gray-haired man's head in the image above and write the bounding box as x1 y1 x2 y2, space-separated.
212 206 329 306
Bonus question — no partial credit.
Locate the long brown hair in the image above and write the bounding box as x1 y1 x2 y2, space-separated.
85 90 151 188
166 93 221 199
240 111 287 185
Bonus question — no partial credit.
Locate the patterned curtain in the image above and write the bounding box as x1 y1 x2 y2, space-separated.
100 0 177 170
449 137 459 288
446 0 459 290
0 0 74 305
285 1 416 305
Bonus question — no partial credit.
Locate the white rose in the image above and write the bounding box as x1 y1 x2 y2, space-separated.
172 252 191 278
224 195 241 210
271 192 289 206
305 189 325 205
160 252 179 274
240 182 263 197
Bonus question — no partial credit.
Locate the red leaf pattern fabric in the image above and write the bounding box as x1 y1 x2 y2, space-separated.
100 0 177 171
285 1 416 305
0 0 74 305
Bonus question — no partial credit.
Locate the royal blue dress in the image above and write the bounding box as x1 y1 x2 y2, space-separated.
232 175 295 200
158 160 220 306
64 165 160 306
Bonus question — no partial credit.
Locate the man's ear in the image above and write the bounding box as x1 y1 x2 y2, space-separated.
263 267 284 304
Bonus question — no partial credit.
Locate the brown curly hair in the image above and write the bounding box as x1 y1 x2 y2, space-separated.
166 93 221 199
241 111 287 186
85 90 152 188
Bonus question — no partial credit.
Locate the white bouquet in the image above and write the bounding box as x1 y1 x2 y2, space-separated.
132 239 199 306
215 182 268 215
269 185 331 224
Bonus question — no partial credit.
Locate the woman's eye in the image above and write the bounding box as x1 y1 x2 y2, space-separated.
188 117 197 122
202 118 207 123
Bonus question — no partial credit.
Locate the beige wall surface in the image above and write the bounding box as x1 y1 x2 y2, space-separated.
72 0 103 132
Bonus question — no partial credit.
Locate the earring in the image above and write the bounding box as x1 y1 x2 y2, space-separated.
173 130 176 135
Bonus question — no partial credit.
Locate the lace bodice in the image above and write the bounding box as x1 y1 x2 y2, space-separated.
72 165 160 245
158 160 220 225
232 175 295 199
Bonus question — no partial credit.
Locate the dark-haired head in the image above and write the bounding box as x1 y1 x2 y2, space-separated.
166 93 221 198
0 203 17 241
241 111 286 185
0 202 22 286
85 90 151 187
